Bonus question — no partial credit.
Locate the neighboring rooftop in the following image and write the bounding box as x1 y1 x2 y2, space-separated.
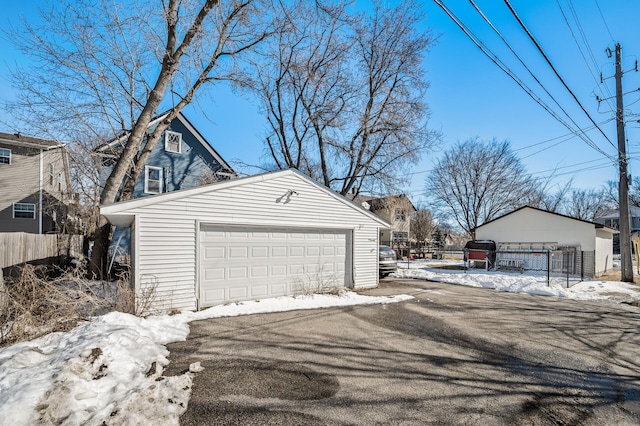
0 132 64 149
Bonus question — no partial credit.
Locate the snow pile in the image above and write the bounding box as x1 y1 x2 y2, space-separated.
0 292 411 425
394 262 640 302
0 312 192 425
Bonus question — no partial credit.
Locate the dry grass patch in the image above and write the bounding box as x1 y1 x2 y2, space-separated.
0 264 132 347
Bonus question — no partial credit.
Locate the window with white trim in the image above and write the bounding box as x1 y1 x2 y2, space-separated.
49 164 55 186
395 209 406 221
164 130 182 153
13 203 36 219
57 173 63 192
0 148 10 164
144 166 163 194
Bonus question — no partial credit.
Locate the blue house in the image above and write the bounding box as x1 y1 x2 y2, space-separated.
94 111 237 261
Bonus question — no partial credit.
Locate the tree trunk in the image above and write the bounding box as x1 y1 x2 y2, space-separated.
88 217 112 279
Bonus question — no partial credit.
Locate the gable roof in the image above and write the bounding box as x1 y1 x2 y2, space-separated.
0 132 65 150
369 194 417 212
101 168 391 228
93 111 235 174
475 205 617 233
345 193 417 212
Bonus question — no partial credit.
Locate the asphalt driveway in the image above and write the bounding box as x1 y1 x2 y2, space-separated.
165 278 640 425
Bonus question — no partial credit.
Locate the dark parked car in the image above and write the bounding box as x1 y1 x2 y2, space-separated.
379 245 397 277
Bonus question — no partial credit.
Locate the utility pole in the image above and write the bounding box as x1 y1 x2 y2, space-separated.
614 43 634 282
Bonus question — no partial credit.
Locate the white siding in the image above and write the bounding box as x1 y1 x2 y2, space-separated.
113 172 384 311
595 229 613 276
136 216 197 311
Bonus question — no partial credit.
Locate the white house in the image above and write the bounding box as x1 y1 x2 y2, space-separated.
475 206 617 277
101 169 390 311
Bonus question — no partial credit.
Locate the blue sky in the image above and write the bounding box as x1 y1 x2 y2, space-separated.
2 1 640 206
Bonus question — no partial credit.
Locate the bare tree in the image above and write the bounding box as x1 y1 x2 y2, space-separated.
628 177 640 208
526 180 572 213
427 138 537 238
251 0 437 196
564 188 610 221
5 0 279 276
411 208 436 257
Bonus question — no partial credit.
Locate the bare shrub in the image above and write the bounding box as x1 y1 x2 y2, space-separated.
133 276 160 317
0 263 137 346
291 266 346 297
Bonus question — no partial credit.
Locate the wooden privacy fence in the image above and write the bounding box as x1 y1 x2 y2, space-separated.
0 233 84 269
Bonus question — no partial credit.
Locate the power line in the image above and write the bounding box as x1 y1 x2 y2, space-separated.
513 118 613 153
433 0 614 159
529 156 612 176
467 0 607 151
593 0 615 42
503 0 617 150
557 0 616 111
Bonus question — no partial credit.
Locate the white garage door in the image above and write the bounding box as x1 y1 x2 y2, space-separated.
199 224 351 307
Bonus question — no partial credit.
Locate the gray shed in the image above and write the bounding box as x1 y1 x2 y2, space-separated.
101 169 390 311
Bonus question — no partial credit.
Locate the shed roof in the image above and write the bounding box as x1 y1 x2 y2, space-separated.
101 168 392 228
475 206 617 234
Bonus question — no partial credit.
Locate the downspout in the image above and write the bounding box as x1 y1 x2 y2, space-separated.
39 148 44 234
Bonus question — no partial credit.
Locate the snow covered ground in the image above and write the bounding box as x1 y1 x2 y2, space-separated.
394 259 640 303
0 292 412 425
2 261 640 425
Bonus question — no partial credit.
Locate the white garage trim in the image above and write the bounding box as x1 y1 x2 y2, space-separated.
197 222 352 308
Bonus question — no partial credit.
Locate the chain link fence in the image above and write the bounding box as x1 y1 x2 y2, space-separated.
462 249 596 288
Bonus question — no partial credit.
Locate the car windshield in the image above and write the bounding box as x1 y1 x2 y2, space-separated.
379 246 395 257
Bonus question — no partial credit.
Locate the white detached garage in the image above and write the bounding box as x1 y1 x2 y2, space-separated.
101 169 390 311
475 206 616 276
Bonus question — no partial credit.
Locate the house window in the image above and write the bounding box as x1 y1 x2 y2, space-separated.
13 203 36 219
165 130 182 153
395 209 406 221
144 166 163 194
57 173 63 192
49 164 55 186
0 148 10 164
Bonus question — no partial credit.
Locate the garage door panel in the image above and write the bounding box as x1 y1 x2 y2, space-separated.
251 266 268 277
290 263 305 274
272 247 287 257
252 247 269 257
229 246 248 258
323 247 335 255
204 268 225 280
199 225 350 307
271 283 287 294
229 267 248 279
289 246 305 256
229 287 248 299
230 230 249 238
251 285 268 297
322 264 336 273
204 288 225 302
205 246 225 259
272 265 287 275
